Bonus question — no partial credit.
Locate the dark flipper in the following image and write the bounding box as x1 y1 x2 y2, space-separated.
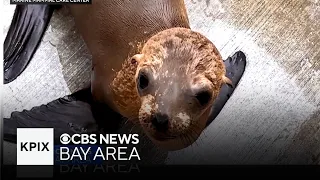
3 5 56 84
206 51 247 126
3 88 124 144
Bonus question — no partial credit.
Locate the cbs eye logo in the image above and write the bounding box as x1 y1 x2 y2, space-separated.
60 133 71 144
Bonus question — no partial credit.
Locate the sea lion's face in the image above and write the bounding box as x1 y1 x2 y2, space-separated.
131 28 231 151
136 65 215 150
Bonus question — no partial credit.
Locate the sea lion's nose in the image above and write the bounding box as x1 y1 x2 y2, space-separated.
151 113 169 132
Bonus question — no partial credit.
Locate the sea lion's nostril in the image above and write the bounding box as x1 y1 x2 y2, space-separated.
151 113 169 132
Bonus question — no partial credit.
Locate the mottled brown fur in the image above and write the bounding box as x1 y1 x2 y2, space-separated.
111 27 230 142
138 27 228 100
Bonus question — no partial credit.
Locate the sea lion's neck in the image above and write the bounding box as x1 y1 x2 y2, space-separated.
69 0 190 59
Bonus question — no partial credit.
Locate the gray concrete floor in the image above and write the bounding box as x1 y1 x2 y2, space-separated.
2 0 320 165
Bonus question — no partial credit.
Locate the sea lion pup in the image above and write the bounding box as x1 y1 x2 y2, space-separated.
3 1 246 151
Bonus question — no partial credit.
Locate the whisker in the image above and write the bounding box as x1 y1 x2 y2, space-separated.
190 130 199 147
180 134 189 147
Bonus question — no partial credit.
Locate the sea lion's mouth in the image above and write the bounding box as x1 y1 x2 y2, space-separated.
139 120 203 151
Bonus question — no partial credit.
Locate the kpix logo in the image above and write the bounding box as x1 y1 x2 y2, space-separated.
20 142 50 151
17 128 54 165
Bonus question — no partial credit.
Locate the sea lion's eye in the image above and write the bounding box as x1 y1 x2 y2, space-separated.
195 90 212 106
138 71 149 90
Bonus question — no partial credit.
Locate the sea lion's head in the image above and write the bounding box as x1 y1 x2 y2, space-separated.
131 27 232 151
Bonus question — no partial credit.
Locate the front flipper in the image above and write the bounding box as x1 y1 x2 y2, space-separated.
3 5 56 84
206 51 247 126
3 88 123 144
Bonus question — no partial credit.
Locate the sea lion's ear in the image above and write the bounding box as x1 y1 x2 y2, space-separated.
222 75 233 88
131 54 144 64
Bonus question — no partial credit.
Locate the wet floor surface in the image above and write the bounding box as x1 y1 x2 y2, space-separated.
2 0 320 164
